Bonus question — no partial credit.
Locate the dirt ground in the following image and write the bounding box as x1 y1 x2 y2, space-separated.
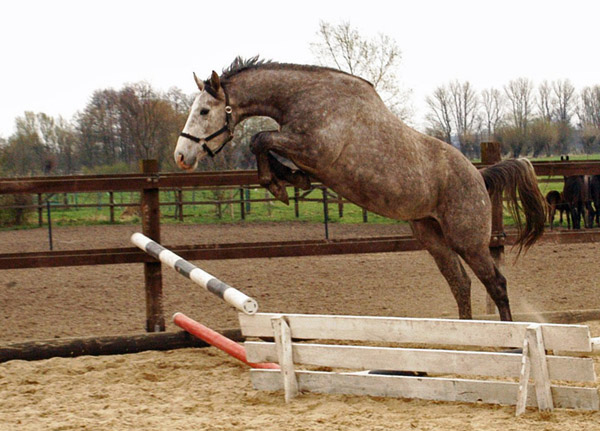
1 222 600 430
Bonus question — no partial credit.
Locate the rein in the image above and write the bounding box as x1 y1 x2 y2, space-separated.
179 86 233 158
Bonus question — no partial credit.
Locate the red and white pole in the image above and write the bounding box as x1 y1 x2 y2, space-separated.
173 312 279 370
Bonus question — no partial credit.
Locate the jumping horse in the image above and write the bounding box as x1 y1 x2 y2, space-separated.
174 57 547 321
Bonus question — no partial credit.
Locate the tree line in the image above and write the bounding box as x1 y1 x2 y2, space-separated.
0 83 194 176
2 77 599 178
0 81 282 177
425 78 600 158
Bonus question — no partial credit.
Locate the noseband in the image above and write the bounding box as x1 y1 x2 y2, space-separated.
179 86 233 158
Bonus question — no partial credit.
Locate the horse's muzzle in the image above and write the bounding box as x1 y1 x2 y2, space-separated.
175 152 197 171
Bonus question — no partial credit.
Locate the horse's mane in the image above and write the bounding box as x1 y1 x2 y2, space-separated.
206 55 373 87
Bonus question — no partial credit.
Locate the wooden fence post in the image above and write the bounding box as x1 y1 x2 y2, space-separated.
140 159 165 332
481 142 504 315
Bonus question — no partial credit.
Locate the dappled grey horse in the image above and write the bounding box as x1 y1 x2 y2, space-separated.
174 57 547 321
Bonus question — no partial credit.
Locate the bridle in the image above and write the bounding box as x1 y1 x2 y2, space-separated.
179 86 234 158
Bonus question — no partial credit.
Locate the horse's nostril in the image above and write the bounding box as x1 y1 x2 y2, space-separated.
175 152 196 170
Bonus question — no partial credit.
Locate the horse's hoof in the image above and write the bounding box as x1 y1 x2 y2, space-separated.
269 182 289 205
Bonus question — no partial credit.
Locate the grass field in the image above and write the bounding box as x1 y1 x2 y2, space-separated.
1 186 401 230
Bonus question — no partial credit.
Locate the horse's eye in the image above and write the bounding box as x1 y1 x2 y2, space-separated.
200 108 210 116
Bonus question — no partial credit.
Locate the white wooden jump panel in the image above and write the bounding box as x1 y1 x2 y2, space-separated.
245 342 595 382
239 313 599 414
239 313 592 351
250 370 598 410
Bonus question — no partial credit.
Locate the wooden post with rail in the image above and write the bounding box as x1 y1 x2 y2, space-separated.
140 159 165 332
481 142 504 315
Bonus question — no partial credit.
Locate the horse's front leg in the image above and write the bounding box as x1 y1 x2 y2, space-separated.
252 149 289 203
250 131 311 204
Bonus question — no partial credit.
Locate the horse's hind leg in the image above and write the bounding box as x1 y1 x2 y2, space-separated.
410 218 473 319
456 246 512 321
548 204 556 230
586 201 595 228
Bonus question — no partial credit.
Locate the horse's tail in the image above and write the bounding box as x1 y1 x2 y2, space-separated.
480 158 547 255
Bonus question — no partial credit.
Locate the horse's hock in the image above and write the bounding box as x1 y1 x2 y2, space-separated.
239 313 600 416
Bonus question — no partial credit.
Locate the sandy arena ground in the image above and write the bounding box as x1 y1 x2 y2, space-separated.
1 222 600 430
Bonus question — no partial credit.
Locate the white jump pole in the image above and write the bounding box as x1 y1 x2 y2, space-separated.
131 232 258 315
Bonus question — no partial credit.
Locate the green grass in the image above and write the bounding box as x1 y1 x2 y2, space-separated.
2 187 405 230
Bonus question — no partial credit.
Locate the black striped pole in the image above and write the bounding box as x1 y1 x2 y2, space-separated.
131 233 258 315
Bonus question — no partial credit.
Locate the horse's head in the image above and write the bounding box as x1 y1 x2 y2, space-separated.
174 71 233 170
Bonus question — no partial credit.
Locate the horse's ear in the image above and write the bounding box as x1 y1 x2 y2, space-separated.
193 72 204 91
210 71 221 92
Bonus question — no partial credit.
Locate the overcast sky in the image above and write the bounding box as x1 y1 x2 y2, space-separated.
1 0 598 138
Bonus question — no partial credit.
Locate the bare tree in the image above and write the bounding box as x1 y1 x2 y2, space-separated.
537 80 553 121
480 88 505 140
426 85 453 145
76 89 122 167
1 112 48 175
55 117 78 174
578 85 600 129
577 85 600 153
117 82 181 166
529 118 558 157
533 80 575 154
553 79 576 123
502 78 534 156
449 80 479 156
311 21 412 120
504 77 534 132
553 79 576 154
166 87 194 115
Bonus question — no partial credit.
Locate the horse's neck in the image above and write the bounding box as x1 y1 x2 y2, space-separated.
226 70 309 124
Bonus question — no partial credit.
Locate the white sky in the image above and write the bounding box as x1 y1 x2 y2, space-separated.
1 0 598 138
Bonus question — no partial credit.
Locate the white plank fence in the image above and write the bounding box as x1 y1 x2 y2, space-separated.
239 313 599 415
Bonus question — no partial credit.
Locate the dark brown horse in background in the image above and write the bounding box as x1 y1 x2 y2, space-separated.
588 175 600 227
174 57 547 321
546 190 570 229
563 176 588 229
